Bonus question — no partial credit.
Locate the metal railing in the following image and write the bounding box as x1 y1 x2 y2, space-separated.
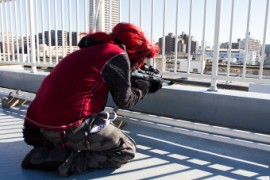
0 0 270 90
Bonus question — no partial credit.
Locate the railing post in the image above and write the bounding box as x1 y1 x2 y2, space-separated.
208 0 222 91
243 0 252 78
259 0 269 79
174 0 179 73
146 0 154 67
187 0 193 74
201 0 207 75
28 0 37 73
129 0 132 23
226 0 235 79
161 0 166 72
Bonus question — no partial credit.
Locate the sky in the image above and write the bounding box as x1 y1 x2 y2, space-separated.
120 0 270 46
1 0 269 46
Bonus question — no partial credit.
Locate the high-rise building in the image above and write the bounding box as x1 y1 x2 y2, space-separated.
158 33 175 55
220 42 239 49
159 32 198 55
238 33 261 56
40 30 68 46
179 32 198 55
89 0 120 33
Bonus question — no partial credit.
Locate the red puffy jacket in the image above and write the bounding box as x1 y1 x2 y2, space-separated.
26 43 124 130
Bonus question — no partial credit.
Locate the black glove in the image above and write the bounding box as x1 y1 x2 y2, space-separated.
148 79 162 93
132 79 149 97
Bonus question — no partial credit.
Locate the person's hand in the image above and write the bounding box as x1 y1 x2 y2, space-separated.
132 79 149 96
148 79 162 93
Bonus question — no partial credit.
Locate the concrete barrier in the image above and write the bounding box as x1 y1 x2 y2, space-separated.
1 68 270 134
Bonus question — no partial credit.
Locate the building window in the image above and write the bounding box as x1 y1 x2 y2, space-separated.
193 68 198 73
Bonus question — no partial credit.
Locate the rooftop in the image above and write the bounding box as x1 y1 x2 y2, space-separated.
0 88 269 180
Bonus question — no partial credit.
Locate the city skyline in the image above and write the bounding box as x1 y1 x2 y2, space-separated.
0 0 269 46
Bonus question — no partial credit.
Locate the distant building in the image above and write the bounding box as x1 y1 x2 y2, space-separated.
238 33 261 56
45 30 68 46
179 32 198 54
39 31 85 47
158 32 198 55
197 48 257 65
178 59 206 74
265 44 270 56
0 32 14 54
238 50 257 65
158 33 174 55
89 0 120 33
220 42 239 49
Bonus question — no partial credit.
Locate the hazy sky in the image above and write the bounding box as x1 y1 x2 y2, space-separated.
121 0 270 46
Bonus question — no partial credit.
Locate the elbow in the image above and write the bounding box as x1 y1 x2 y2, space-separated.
113 95 137 109
115 100 133 109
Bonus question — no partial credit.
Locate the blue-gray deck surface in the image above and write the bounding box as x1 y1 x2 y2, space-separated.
0 92 269 180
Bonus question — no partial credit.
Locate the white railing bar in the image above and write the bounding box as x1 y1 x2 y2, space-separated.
25 0 30 63
84 0 87 33
41 0 46 64
14 0 19 62
201 0 207 75
108 0 111 31
209 0 221 91
119 0 121 22
115 109 270 144
161 0 166 72
92 0 95 32
147 0 154 67
19 0 24 63
48 0 52 64
129 0 132 23
68 0 72 54
0 3 1 61
243 0 252 78
55 0 59 63
187 0 193 74
2 2 6 61
38 0 46 64
226 0 235 78
35 0 40 64
259 0 269 80
0 2 5 61
0 60 57 67
13 0 18 62
123 117 270 152
93 0 102 33
109 0 112 31
151 0 155 43
139 0 142 28
174 0 179 73
61 0 65 58
9 0 15 61
29 0 37 73
11 0 15 61
9 1 15 61
217 75 270 84
161 71 270 84
4 1 10 61
76 0 80 43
